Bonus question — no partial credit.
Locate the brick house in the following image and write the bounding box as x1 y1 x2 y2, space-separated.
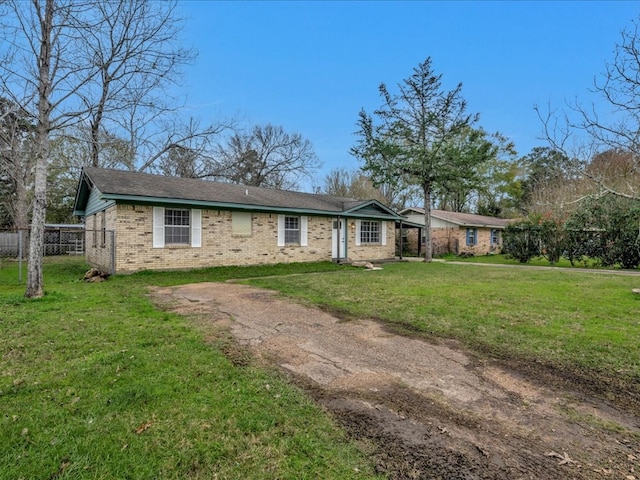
73 167 403 274
399 207 510 256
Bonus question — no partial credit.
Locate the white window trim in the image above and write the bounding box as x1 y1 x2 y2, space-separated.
153 207 165 248
191 209 202 247
300 216 308 247
152 206 201 248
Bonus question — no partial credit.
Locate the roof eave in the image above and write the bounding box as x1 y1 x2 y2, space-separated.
101 194 401 219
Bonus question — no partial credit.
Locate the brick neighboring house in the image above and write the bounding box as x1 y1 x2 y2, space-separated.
73 167 403 274
399 207 510 256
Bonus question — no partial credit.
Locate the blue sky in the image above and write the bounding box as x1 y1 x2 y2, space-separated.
176 1 638 190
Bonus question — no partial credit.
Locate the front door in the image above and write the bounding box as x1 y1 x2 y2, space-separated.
332 219 347 260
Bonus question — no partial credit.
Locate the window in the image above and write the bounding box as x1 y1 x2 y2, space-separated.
491 229 500 246
277 215 307 247
360 221 381 244
153 207 201 248
165 209 190 244
232 212 252 236
466 228 477 246
284 216 300 244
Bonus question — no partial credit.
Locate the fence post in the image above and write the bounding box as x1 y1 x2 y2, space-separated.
18 229 23 283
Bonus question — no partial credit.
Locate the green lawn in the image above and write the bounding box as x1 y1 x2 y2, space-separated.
440 252 601 268
3 257 639 479
0 258 379 480
245 261 640 395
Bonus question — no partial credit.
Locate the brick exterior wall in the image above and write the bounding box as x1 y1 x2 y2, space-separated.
402 226 502 256
86 204 396 273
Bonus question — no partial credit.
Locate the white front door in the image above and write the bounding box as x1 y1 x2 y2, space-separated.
332 219 347 259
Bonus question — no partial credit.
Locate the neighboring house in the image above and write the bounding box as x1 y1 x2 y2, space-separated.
73 167 403 274
399 207 511 256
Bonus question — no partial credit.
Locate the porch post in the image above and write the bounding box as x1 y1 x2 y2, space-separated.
336 215 341 262
399 221 403 260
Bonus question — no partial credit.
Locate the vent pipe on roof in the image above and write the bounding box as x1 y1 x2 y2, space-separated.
245 189 248 195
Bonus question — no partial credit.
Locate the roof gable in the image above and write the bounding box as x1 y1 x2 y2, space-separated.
74 167 403 220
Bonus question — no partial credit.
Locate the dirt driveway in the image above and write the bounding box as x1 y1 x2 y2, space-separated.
152 282 640 480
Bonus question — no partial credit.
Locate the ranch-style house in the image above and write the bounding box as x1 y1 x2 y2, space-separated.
73 167 404 274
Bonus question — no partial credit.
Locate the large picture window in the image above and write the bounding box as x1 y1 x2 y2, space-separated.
359 220 380 244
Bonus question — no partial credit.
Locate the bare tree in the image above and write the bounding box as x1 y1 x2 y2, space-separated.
77 1 233 172
0 98 35 230
537 16 640 201
0 0 100 297
79 0 193 168
323 167 420 209
0 0 210 297
212 124 320 190
141 117 234 174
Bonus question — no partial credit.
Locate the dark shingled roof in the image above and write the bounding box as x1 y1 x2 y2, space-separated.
78 167 400 218
401 207 510 228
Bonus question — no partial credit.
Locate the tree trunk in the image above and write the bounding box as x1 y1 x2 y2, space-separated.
26 158 47 297
423 182 433 262
25 0 53 299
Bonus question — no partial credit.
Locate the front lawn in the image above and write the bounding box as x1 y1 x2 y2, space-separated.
246 261 640 400
0 258 378 480
3 257 639 478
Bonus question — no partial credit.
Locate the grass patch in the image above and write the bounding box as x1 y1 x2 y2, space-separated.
0 258 380 479
444 253 603 268
245 261 640 390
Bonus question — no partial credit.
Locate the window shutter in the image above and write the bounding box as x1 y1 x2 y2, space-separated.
300 216 308 246
153 207 165 248
381 221 387 245
277 215 285 247
355 220 361 246
191 209 202 247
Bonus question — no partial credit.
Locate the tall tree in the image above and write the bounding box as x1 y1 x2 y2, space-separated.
0 0 89 297
519 147 572 213
433 128 514 213
213 124 320 190
352 57 478 261
475 156 523 218
0 0 202 297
